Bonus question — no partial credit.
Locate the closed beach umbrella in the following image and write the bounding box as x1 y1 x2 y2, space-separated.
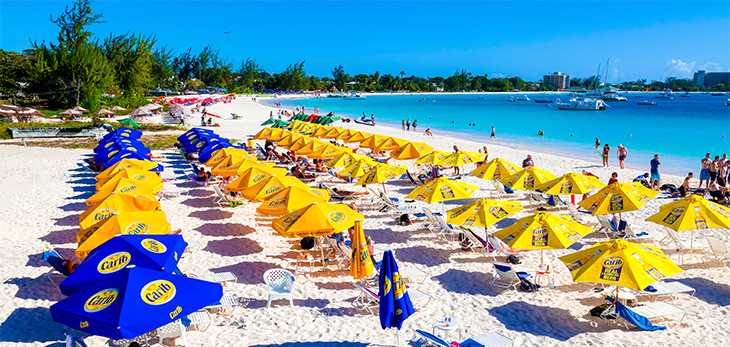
86 178 156 206
226 165 288 192
60 235 186 296
118 118 141 128
374 137 408 152
390 142 433 160
96 159 158 182
271 202 363 238
79 195 162 232
447 198 523 227
406 176 478 204
257 185 330 216
500 167 557 191
51 267 222 339
308 144 350 159
359 134 389 149
96 168 164 192
469 158 520 181
536 172 606 195
343 131 372 144
351 220 374 280
253 127 273 140
415 150 449 165
579 182 659 215
339 159 377 179
379 250 415 343
241 175 309 202
77 211 172 258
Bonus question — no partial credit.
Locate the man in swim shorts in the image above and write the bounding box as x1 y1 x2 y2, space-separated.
617 144 628 169
710 155 720 184
650 154 661 190
699 153 711 189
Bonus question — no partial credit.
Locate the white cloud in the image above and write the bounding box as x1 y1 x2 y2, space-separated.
698 62 723 72
664 59 695 77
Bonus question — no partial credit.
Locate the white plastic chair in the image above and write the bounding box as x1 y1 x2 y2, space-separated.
263 269 295 308
705 236 730 263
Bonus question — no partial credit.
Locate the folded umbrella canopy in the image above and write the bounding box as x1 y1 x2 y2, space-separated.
579 182 659 215
51 267 222 340
406 176 478 204
446 198 523 227
468 158 520 181
350 220 374 280
271 201 363 238
79 194 161 232
379 250 415 332
96 168 164 192
76 211 172 258
60 235 186 296
500 166 557 191
257 185 330 216
96 159 159 182
86 178 156 206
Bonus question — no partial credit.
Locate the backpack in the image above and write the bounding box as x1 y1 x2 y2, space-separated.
301 237 315 250
506 255 521 264
519 277 539 292
397 214 411 226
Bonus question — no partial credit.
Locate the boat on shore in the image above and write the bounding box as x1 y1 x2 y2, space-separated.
555 98 607 111
637 100 657 106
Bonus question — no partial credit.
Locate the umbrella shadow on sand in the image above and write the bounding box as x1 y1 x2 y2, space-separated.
211 261 280 285
196 223 255 237
204 237 263 257
188 209 234 221
0 307 77 343
58 201 89 212
434 269 502 296
488 302 606 341
181 197 218 208
395 245 454 267
40 228 78 245
54 214 80 227
251 343 369 347
243 298 331 310
676 277 730 306
5 275 65 301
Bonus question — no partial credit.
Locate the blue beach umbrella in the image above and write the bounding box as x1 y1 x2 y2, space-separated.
102 128 142 142
51 267 222 340
59 235 187 296
94 137 143 153
94 145 151 163
379 250 415 334
100 152 164 172
177 128 214 145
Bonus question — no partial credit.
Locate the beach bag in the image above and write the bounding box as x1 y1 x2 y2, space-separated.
590 304 615 319
519 277 539 292
661 184 678 193
398 214 411 226
301 237 315 250
506 255 521 264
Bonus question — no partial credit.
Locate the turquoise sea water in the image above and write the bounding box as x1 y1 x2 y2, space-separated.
266 93 730 175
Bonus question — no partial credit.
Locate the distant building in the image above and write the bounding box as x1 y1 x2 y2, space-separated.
543 72 570 90
694 70 730 87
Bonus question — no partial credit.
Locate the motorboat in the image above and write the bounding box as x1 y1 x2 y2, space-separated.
327 93 344 98
711 92 726 96
587 91 627 101
555 98 607 111
655 90 675 100
637 100 657 106
534 99 553 104
512 95 530 101
680 92 691 97
343 92 367 100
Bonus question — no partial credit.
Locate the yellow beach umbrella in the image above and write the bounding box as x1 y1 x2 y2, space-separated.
86 178 156 206
226 165 288 192
536 172 606 195
256 185 330 216
95 159 158 182
322 127 346 139
268 128 290 142
336 129 358 140
75 211 171 258
390 142 433 160
559 239 683 291
253 127 273 140
205 148 252 167
374 137 408 152
271 202 364 238
343 131 372 143
350 220 374 280
500 167 556 191
96 168 163 192
416 150 449 165
276 133 305 147
359 134 389 149
217 158 271 178
324 151 365 168
446 198 523 227
355 164 406 186
469 158 520 181
241 174 309 202
312 125 333 138
296 140 328 155
210 155 245 176
79 194 161 231
494 212 594 251
287 136 315 151
406 176 478 204
338 159 377 179
308 144 350 159
579 182 659 215
439 150 484 167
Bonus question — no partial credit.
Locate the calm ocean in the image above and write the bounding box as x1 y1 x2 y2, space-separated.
267 93 730 175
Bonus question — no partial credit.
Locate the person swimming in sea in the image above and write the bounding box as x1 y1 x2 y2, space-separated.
538 130 544 136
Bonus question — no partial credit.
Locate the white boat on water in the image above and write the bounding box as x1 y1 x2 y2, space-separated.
343 92 367 100
655 90 675 100
555 98 607 111
586 91 627 101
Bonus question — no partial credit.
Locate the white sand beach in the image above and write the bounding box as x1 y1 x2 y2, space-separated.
1 95 729 346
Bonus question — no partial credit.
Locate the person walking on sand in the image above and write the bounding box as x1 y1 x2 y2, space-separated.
699 153 712 189
402 119 406 131
617 144 628 169
602 144 611 167
650 154 661 190
452 145 460 175
595 137 600 153
406 118 411 131
490 126 496 139
412 119 417 132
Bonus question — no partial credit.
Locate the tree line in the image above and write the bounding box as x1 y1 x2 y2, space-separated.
0 0 726 111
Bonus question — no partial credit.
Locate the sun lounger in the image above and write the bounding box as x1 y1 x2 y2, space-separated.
406 170 424 186
204 295 238 315
528 192 547 208
318 182 359 201
324 236 352 271
423 208 462 241
156 320 187 346
413 329 514 347
566 203 598 228
637 281 696 302
704 236 730 264
196 272 237 286
185 310 212 332
211 185 245 207
621 301 686 327
460 226 495 259
490 261 537 289
184 240 202 254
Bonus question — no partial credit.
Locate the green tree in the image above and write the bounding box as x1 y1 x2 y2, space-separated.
239 58 262 90
332 65 348 91
0 50 31 102
103 33 155 96
151 45 176 89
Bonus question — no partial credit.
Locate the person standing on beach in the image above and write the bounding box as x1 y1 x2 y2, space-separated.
617 144 628 169
595 137 600 153
402 119 406 131
481 145 489 162
602 144 611 167
522 155 534 168
710 156 720 184
412 119 417 132
650 154 661 190
490 126 496 139
699 153 712 188
406 118 411 131
452 145 460 175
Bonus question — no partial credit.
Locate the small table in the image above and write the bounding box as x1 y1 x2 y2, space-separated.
433 320 461 341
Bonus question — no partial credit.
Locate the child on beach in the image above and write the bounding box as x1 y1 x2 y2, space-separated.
425 128 433 136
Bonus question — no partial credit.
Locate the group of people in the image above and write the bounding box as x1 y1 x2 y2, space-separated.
694 153 730 204
401 118 417 132
596 138 629 169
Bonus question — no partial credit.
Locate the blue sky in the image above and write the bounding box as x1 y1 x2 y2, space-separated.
1 0 728 81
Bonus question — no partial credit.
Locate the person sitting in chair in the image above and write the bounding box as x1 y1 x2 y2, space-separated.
333 187 369 196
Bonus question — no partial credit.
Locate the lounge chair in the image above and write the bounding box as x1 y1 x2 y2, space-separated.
528 192 547 208
637 281 696 302
413 329 514 347
460 226 495 259
406 170 424 186
492 181 510 199
324 236 352 271
566 203 598 228
185 310 212 332
423 208 462 241
255 144 268 160
65 334 88 347
204 295 238 315
705 236 730 263
352 282 431 315
43 247 71 286
490 261 537 289
195 271 238 286
618 301 686 328
263 269 295 308
211 185 245 207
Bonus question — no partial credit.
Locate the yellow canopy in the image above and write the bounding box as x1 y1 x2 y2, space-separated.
288 136 315 151
359 134 389 149
350 220 374 279
646 195 730 231
338 159 377 179
216 158 269 177
558 239 683 290
324 151 366 168
210 156 245 176
406 176 478 204
86 178 156 206
343 131 372 143
271 202 364 238
439 150 485 167
415 150 449 165
447 198 523 227
75 211 171 258
494 212 594 250
390 142 433 160
355 164 406 185
256 185 330 216
373 137 408 152
226 165 288 192
278 133 306 148
579 182 659 215
95 159 158 182
322 127 346 139
79 194 161 231
536 172 606 195
312 126 333 138
296 140 327 155
205 148 252 167
241 175 309 202
253 127 273 140
308 144 350 159
469 158 519 181
500 167 556 191
268 128 290 142
336 129 358 140
96 168 164 193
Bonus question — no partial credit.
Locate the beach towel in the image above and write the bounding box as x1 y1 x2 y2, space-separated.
614 300 667 331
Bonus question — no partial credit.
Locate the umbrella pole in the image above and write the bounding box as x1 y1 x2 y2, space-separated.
690 229 695 263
